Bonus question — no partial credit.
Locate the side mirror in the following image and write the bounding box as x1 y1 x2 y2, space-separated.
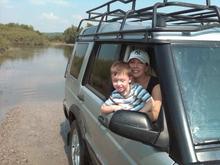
108 110 159 145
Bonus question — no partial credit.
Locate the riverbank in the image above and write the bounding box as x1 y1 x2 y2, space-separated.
50 42 74 47
0 101 69 165
0 43 73 57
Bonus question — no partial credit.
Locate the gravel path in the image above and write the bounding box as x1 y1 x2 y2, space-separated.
0 101 69 165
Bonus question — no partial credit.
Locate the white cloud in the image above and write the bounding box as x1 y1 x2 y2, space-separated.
0 0 14 8
30 0 69 6
51 0 69 6
38 12 72 32
0 0 9 4
41 12 59 21
29 0 46 5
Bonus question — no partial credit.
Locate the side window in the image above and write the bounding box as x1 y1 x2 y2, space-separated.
86 44 121 98
70 43 88 78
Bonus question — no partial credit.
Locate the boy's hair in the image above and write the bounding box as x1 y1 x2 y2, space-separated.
110 61 132 77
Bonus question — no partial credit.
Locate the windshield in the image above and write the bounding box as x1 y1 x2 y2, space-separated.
172 42 220 144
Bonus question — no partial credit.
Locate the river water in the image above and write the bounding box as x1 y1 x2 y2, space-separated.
0 46 73 121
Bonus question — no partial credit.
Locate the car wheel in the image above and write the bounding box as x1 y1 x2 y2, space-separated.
69 120 88 165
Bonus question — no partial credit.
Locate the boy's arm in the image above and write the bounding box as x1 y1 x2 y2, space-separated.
100 104 123 114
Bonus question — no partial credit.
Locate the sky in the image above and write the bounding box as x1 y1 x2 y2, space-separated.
0 0 220 33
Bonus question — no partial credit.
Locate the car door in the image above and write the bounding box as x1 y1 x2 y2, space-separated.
79 43 174 165
79 43 138 164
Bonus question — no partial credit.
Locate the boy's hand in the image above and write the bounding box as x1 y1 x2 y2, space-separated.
119 104 132 110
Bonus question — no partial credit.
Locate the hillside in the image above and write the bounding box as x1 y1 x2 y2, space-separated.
0 23 49 55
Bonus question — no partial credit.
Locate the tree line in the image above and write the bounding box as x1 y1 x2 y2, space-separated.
0 23 49 54
0 23 83 55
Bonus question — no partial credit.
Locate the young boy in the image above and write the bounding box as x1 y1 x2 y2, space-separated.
100 61 154 116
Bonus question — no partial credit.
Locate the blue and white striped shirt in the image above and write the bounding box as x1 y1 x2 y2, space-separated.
104 83 151 111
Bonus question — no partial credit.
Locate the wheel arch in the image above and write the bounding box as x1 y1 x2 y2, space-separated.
68 104 91 165
68 104 86 140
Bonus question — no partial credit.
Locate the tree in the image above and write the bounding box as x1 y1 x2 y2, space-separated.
63 25 79 44
63 23 93 44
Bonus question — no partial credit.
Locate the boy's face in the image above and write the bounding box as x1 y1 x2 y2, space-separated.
112 73 131 95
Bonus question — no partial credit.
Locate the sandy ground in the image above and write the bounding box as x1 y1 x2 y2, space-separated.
0 101 70 165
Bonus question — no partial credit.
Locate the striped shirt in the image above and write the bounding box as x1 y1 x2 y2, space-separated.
104 83 152 111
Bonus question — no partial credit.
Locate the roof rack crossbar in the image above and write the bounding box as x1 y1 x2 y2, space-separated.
86 0 135 18
209 5 220 21
88 9 126 21
77 9 127 31
164 10 219 24
165 0 211 6
151 1 217 28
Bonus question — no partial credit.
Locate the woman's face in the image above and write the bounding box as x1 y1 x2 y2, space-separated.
128 58 148 79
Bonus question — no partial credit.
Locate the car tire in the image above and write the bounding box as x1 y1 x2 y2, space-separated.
68 120 89 165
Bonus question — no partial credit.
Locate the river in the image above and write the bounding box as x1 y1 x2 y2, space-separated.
0 45 73 121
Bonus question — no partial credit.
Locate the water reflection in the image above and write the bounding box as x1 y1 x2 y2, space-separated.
0 46 73 121
0 45 73 66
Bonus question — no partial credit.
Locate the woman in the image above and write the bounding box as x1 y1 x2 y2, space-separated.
128 49 162 122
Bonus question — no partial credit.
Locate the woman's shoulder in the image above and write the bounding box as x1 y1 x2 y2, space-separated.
147 76 160 94
149 76 159 85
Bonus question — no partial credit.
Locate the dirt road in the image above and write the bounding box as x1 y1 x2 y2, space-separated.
0 101 69 165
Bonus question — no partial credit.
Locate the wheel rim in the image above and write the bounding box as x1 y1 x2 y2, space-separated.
71 128 80 165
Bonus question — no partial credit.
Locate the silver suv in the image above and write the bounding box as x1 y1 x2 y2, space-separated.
63 0 220 164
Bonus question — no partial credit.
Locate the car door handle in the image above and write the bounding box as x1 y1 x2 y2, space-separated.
77 93 84 101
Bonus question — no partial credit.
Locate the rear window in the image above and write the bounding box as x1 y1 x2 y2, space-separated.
70 43 88 78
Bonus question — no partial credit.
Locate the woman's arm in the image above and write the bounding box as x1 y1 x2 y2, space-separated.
140 97 154 120
150 84 162 121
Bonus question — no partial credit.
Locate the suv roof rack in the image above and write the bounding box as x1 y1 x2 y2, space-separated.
77 0 220 39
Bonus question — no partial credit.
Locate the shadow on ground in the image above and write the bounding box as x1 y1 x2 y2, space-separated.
60 119 70 164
